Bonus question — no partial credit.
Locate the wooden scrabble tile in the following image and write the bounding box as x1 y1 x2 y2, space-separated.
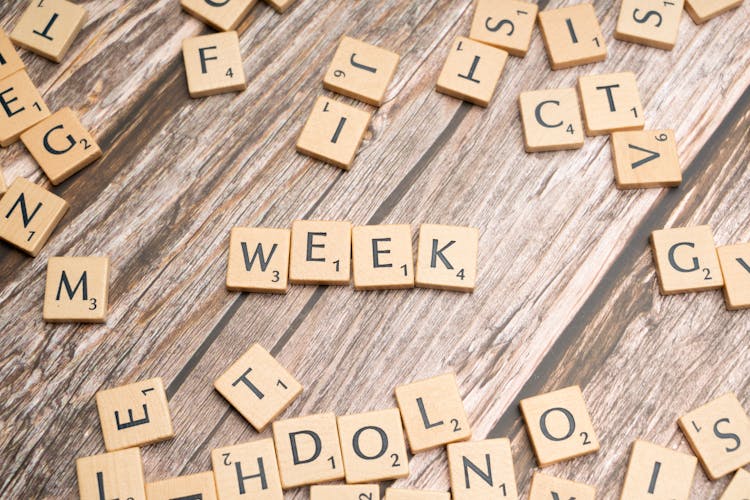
296 96 371 170
337 408 409 483
146 471 218 500
0 177 68 256
214 343 302 431
578 72 645 136
0 70 50 147
678 393 750 480
352 224 414 290
211 439 283 500
519 385 599 466
518 88 584 152
436 37 508 107
10 0 87 62
395 372 471 452
264 0 296 13
650 225 724 294
43 256 109 323
614 0 685 50
385 489 450 500
538 4 606 70
181 0 256 31
289 220 351 285
717 244 750 310
0 169 6 196
685 0 743 24
182 31 246 98
76 448 146 500
0 29 25 81
469 0 539 57
447 438 518 500
415 224 479 292
611 129 681 189
323 36 400 106
226 227 290 293
310 484 380 500
720 468 750 500
620 440 697 500
529 472 595 500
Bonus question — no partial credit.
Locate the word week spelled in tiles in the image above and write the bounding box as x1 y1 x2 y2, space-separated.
650 225 724 294
183 31 246 98
469 0 538 57
226 227 290 293
181 0 256 31
610 129 681 189
310 484 380 500
43 256 109 323
447 438 518 500
578 72 644 136
352 224 414 290
214 343 302 431
518 87 584 152
146 471 218 500
436 37 507 107
614 0 685 50
11 0 87 62
721 468 750 500
620 440 697 500
385 489 450 500
717 243 750 310
519 385 599 466
211 439 283 500
289 220 351 285
685 0 744 24
0 29 25 80
76 448 146 500
538 3 606 70
529 472 596 500
415 224 479 292
0 70 50 147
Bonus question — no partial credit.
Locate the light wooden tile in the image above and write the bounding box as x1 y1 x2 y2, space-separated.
415 224 479 292
678 393 750 480
10 0 87 62
337 408 409 483
289 220 351 285
0 70 50 147
385 489 450 500
226 227 290 293
620 440 697 500
21 107 102 185
447 438 518 500
323 36 400 106
469 0 538 57
212 439 283 500
76 448 146 500
720 468 750 500
650 225 724 294
146 471 218 500
296 96 371 170
181 0 256 31
529 472 596 500
685 0 744 24
43 256 109 323
519 385 599 466
614 0 685 50
183 31 246 98
395 372 472 452
214 343 302 431
717 244 750 310
611 129 681 189
0 169 6 195
578 72 645 136
352 224 414 290
264 0 296 13
538 4 606 70
310 484 380 500
519 87 584 152
436 37 508 107
0 176 68 256
0 28 25 81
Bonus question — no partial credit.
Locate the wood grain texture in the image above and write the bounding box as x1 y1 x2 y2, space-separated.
0 0 749 498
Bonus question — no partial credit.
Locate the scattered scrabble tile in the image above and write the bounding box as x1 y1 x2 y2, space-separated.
214 343 302 431
310 484 380 500
385 489 450 500
518 87 584 152
211 439 283 500
10 0 87 62
685 0 743 24
43 256 109 323
264 0 296 13
395 372 471 452
0 177 68 256
0 70 50 147
337 408 409 483
447 438 518 500
21 107 102 185
436 36 508 107
720 468 750 500
717 243 750 310
182 31 246 98
76 448 146 500
528 472 595 500
181 0 256 31
614 0 685 50
650 225 724 294
519 385 599 466
0 29 25 81
578 72 645 136
538 4 606 70
352 224 414 290
678 393 750 480
296 96 371 170
323 36 400 106
289 220 351 285
415 224 478 292
610 129 681 189
0 170 6 195
226 227 291 293
469 0 539 57
146 471 218 500
620 440 697 500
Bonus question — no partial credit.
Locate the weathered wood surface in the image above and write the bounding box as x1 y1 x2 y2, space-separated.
1 0 749 498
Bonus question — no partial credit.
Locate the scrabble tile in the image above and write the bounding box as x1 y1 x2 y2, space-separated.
0 169 6 195
436 37 508 107
21 107 102 185
76 448 146 500
323 36 400 106
650 225 724 294
717 244 750 310
538 4 606 70
264 0 296 13
96 377 174 452
214 343 302 431
519 385 599 466
415 224 478 292
181 0 256 31
289 220 351 285
678 393 750 480
385 489 450 500
614 0 685 50
146 471 218 500
296 96 371 170
352 224 414 290
578 72 645 136
0 70 50 147
611 129 681 189
529 472 596 500
212 439 283 500
43 256 109 323
182 31 246 98
0 177 68 256
620 440 697 500
720 468 750 500
518 88 584 152
447 438 518 500
10 0 87 62
395 372 472 452
685 0 743 24
310 484 380 500
0 29 25 81
226 227 290 293
337 408 409 483
469 0 538 56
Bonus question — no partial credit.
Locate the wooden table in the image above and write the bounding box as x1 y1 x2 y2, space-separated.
1 0 749 498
